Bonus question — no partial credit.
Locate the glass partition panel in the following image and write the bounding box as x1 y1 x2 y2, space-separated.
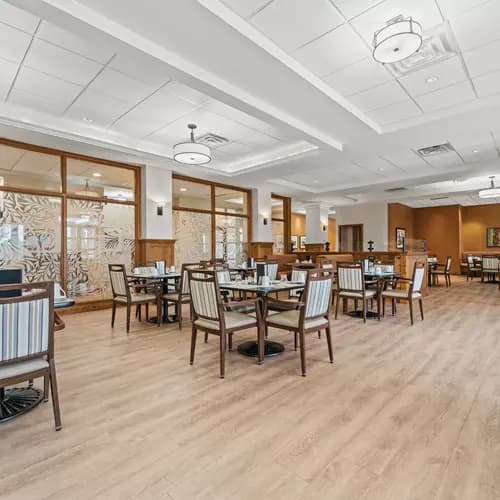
66 158 135 201
173 178 211 210
66 200 135 298
215 215 248 265
0 191 61 281
215 187 248 215
272 220 285 254
174 210 212 268
0 143 61 192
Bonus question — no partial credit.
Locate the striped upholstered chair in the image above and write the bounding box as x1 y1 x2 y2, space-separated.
264 269 334 377
0 281 61 430
481 256 499 283
109 264 161 333
382 262 425 326
335 262 379 322
188 270 263 378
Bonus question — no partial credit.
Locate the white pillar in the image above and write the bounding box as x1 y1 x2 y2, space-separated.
305 203 329 244
251 187 273 242
141 165 172 239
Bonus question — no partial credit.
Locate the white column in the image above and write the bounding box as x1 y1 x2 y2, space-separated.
305 203 329 244
141 165 172 239
251 187 273 242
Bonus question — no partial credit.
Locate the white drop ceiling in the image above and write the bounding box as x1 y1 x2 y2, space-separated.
0 0 499 209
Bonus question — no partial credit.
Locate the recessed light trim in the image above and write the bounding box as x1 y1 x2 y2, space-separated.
82 117 93 123
92 172 102 177
180 187 187 192
425 75 439 83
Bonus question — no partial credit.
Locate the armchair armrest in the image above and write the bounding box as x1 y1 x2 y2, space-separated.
265 296 304 310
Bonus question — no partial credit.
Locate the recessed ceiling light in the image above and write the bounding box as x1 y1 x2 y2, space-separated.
180 187 187 192
472 149 479 153
82 117 93 123
425 76 439 83
313 180 319 184
92 172 102 177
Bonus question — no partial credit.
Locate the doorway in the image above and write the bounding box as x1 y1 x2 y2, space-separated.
339 224 363 252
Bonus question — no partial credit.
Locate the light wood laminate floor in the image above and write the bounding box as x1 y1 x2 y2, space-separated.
1 278 500 500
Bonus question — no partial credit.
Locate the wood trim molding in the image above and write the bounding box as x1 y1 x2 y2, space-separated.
248 241 274 259
136 239 176 266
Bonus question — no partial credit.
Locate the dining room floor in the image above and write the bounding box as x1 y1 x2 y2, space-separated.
1 276 499 500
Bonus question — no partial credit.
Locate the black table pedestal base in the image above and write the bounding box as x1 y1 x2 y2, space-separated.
0 387 44 423
238 340 284 358
348 310 379 320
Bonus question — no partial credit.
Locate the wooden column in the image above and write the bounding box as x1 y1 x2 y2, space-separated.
136 239 176 266
248 242 274 259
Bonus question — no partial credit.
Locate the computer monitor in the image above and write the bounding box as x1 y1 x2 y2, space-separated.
0 268 23 298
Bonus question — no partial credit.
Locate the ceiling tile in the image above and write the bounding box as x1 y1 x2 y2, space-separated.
0 56 18 99
216 141 253 156
36 21 116 64
348 80 409 112
165 81 210 106
250 0 343 52
8 88 70 114
0 0 39 33
473 69 500 97
109 50 171 87
398 56 468 97
382 149 434 173
323 57 392 96
111 113 171 138
65 88 133 126
0 22 32 64
88 68 156 103
221 0 273 18
415 80 476 112
24 39 102 86
366 99 422 124
332 0 384 20
450 0 500 51
350 0 443 45
14 66 82 102
462 39 500 78
293 24 369 77
422 151 463 168
437 0 491 19
239 131 281 148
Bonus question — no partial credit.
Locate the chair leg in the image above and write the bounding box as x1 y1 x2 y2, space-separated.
136 304 141 320
299 329 306 377
419 299 424 321
325 325 334 364
362 300 367 324
257 325 264 365
156 299 161 328
318 330 321 339
335 293 340 319
382 297 385 317
178 302 183 330
126 303 131 333
49 360 62 431
377 296 381 321
219 333 226 379
111 302 116 328
409 299 414 326
190 326 197 364
228 333 233 351
204 332 208 343
43 375 49 402
294 331 298 351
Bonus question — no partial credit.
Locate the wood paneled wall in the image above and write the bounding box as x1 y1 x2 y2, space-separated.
136 239 175 266
291 213 336 250
387 203 416 250
461 204 500 252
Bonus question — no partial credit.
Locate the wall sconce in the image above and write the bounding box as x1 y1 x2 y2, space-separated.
156 204 164 216
263 217 269 225
322 224 327 232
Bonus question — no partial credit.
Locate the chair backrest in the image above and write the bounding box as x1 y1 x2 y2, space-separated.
290 268 307 297
337 263 364 293
256 262 278 282
108 264 130 298
180 263 203 295
467 255 474 269
0 281 54 366
216 270 232 284
445 256 452 272
134 266 156 275
412 262 426 293
188 270 220 321
482 256 499 272
303 270 333 319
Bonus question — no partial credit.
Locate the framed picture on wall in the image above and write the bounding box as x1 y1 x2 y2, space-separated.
486 227 500 247
396 227 406 250
291 235 298 250
299 235 306 249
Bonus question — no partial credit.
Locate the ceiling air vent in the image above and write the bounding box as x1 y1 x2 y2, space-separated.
417 142 455 157
385 187 407 193
197 133 229 146
386 22 458 77
430 196 449 201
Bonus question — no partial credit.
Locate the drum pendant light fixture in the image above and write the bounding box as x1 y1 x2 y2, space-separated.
373 16 423 64
479 176 500 199
173 124 211 165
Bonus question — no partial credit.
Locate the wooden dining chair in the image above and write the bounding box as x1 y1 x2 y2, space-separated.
466 255 481 281
430 256 452 287
109 264 161 333
335 262 379 323
481 256 499 283
0 281 61 430
263 269 333 377
381 262 425 326
188 270 263 378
